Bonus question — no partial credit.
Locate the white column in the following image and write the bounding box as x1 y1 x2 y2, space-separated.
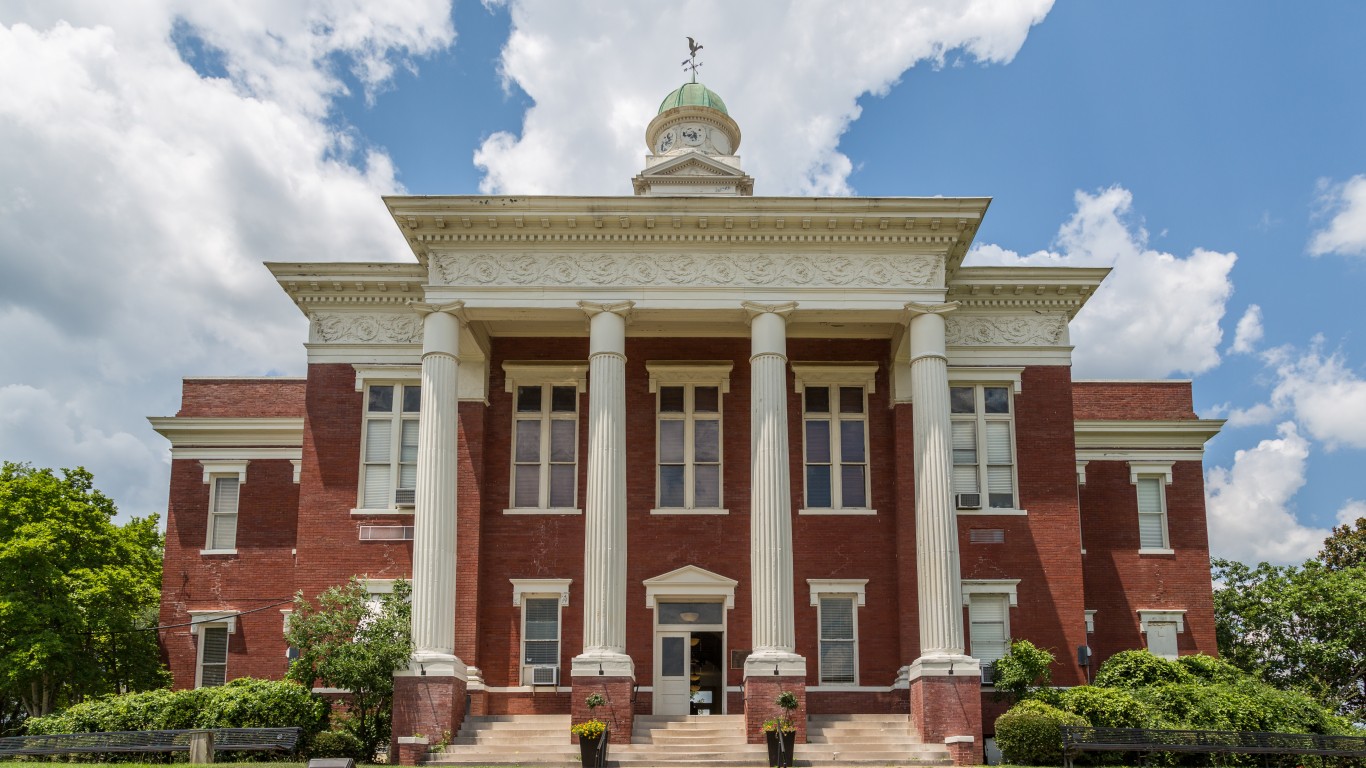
407 301 466 677
906 302 978 678
572 301 635 678
743 302 806 678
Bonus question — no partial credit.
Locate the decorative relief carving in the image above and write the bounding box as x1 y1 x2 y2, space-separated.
312 312 422 344
946 313 1068 346
430 252 943 289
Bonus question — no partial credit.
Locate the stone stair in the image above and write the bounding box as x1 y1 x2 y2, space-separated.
798 714 953 766
425 712 952 767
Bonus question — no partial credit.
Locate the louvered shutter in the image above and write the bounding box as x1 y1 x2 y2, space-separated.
200 626 229 687
819 597 856 684
398 419 418 491
952 420 979 494
969 595 1009 663
986 421 1014 506
363 419 392 508
1137 478 1166 547
523 598 560 665
210 478 239 549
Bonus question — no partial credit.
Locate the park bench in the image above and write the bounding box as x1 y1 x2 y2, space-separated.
1061 725 1366 768
0 727 301 762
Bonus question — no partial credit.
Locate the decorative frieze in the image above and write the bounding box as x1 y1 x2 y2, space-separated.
430 252 944 290
311 312 422 344
945 313 1068 347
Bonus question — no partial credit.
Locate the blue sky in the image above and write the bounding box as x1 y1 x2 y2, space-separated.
1 1 1363 564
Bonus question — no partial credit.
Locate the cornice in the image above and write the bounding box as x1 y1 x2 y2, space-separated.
1074 419 1224 451
948 267 1110 317
267 262 427 316
148 417 305 447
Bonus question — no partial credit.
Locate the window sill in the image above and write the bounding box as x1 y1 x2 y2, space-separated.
650 507 729 515
1139 547 1176 556
798 508 877 516
200 549 238 556
351 508 415 516
502 507 582 516
956 507 1028 516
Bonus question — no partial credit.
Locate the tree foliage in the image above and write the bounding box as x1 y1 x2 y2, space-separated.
0 462 167 718
992 639 1055 702
285 577 411 760
1322 515 1366 571
1213 557 1366 724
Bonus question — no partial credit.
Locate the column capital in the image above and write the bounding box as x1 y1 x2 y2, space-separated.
742 301 797 323
578 300 635 319
409 300 467 321
903 301 958 320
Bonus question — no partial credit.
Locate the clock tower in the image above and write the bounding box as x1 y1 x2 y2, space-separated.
633 81 754 196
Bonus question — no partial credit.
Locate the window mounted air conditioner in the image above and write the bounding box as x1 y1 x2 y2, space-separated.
394 488 416 507
956 492 982 510
980 665 996 685
529 665 559 686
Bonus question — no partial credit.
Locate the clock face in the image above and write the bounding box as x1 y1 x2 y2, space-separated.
680 126 704 146
656 130 676 153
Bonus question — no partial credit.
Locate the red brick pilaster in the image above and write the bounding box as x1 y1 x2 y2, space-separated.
570 675 635 746
909 673 982 765
391 673 467 765
743 676 806 745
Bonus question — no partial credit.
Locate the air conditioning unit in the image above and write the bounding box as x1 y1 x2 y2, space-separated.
529 665 559 686
394 488 416 507
980 664 996 685
955 492 982 510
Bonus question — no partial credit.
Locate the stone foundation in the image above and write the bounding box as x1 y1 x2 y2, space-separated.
570 675 635 745
391 673 466 765
909 674 982 766
743 675 806 744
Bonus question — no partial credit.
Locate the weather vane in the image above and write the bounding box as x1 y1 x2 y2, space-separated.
682 37 703 83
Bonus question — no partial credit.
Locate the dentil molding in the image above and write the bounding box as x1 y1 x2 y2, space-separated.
430 252 944 290
311 312 422 344
945 313 1068 347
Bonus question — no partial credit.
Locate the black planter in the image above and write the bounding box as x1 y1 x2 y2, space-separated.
578 731 608 768
765 730 795 768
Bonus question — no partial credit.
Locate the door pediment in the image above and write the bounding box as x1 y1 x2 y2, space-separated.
643 565 739 609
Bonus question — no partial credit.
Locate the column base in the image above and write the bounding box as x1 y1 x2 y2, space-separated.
743 675 806 745
570 674 636 746
907 656 982 766
391 671 467 766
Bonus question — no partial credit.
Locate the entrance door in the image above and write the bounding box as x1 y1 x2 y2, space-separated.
655 631 691 715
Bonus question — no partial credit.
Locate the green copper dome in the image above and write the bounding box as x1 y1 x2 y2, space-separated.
658 82 728 115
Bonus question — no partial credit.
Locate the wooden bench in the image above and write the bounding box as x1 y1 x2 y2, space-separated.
1061 726 1366 767
0 727 302 762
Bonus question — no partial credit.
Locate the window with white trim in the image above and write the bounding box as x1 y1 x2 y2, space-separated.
207 476 239 550
950 385 1017 510
1136 477 1169 549
512 384 578 509
361 383 420 509
1139 610 1185 660
198 625 229 687
968 594 1010 671
802 385 870 510
656 384 722 510
511 578 571 686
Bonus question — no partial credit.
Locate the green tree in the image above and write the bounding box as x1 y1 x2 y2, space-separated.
1322 516 1366 570
1213 557 1366 723
0 462 167 718
992 639 1055 702
285 577 412 760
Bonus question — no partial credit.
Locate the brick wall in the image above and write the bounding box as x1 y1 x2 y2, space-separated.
1072 381 1197 420
177 378 306 417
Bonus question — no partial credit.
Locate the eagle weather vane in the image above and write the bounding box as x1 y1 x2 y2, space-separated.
682 36 703 82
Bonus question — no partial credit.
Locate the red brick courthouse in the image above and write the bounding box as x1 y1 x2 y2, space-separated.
151 80 1222 765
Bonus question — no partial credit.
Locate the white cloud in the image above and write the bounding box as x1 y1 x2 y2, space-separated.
0 4 455 518
474 0 1053 196
1338 499 1366 526
1229 304 1263 355
1308 174 1366 257
1205 422 1330 565
1265 340 1366 450
966 186 1237 378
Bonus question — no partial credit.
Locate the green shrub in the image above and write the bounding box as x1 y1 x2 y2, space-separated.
1175 653 1244 685
26 678 328 742
994 699 1088 766
994 639 1056 702
307 729 368 762
1057 686 1161 729
1093 650 1193 689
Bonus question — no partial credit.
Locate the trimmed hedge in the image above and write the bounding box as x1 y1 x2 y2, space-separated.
995 699 1088 767
306 729 368 762
1056 686 1159 729
26 678 328 740
1093 650 1193 689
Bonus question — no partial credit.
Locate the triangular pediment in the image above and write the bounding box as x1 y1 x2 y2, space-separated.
641 153 743 179
643 564 739 608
